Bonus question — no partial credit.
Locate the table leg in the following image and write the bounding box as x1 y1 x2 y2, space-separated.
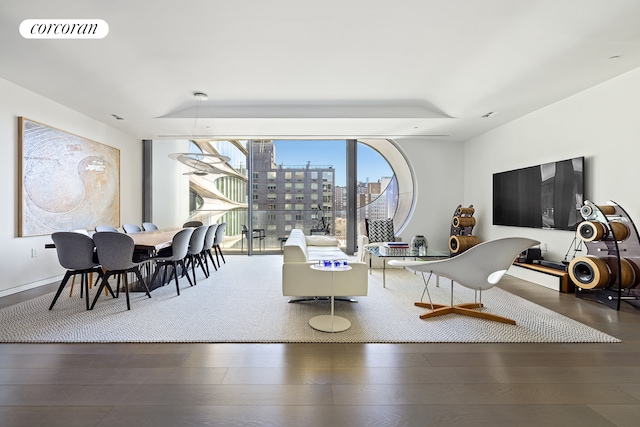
382 258 386 288
309 270 351 332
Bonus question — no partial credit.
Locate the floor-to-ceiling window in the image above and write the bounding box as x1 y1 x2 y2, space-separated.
156 138 413 254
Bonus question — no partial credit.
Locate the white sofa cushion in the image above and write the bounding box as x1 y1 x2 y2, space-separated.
305 235 339 246
307 246 349 261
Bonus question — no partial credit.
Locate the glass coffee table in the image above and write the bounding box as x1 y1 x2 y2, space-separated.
365 246 448 287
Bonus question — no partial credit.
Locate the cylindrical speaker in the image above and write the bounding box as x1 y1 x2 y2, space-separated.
569 256 636 289
580 204 616 218
569 256 610 289
456 207 475 216
578 221 607 242
449 235 480 254
452 216 476 228
609 221 630 241
619 258 637 288
624 258 640 288
578 221 630 242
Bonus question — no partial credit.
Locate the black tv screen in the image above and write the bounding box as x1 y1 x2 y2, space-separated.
493 157 584 231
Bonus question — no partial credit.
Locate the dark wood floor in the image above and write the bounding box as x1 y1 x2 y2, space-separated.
1 270 639 426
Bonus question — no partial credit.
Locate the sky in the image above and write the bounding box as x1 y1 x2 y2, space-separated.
272 140 392 186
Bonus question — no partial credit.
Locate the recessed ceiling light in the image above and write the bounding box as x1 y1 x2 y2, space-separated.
194 92 208 101
481 111 496 118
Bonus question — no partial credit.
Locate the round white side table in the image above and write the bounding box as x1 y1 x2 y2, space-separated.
308 264 352 332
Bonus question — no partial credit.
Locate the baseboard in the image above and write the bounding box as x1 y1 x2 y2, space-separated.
0 275 62 298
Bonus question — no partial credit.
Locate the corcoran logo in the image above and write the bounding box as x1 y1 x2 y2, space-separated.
20 19 109 39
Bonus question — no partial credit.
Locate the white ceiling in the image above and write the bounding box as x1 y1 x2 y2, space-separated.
1 0 640 142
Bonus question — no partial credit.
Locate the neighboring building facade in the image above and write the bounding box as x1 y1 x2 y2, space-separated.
251 140 335 238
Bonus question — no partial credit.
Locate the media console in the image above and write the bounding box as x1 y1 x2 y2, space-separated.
509 262 575 293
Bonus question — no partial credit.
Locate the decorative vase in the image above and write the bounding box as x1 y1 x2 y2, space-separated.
411 235 428 256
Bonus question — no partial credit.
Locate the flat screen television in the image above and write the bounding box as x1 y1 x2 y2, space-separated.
493 156 584 231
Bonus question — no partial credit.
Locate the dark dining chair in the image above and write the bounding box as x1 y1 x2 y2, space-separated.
212 222 227 268
142 222 158 231
200 223 219 276
184 225 209 285
148 227 194 295
122 223 142 234
91 232 151 310
49 232 106 310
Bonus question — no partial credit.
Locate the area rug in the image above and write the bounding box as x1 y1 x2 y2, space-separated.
0 255 620 343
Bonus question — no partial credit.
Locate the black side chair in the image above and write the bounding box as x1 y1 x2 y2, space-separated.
212 222 227 268
149 227 194 295
91 232 151 310
200 224 219 276
49 232 105 310
184 225 209 285
241 224 266 253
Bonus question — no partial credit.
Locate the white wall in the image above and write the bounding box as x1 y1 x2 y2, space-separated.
151 139 191 228
0 78 142 297
395 138 465 252
463 67 640 262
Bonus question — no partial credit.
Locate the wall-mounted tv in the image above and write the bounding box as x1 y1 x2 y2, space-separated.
493 156 584 231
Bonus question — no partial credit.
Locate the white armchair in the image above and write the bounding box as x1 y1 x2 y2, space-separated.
356 218 399 269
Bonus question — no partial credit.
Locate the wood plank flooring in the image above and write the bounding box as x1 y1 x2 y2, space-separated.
1 270 639 426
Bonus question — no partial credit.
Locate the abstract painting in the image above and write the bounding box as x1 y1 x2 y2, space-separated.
18 117 120 236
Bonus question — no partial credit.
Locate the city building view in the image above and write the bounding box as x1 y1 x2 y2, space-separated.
183 139 397 252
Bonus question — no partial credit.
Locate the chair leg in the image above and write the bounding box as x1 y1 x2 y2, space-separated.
190 256 198 286
169 261 181 295
90 274 111 310
219 246 225 264
196 254 208 278
206 250 217 272
414 302 515 325
69 274 76 297
134 268 151 299
116 274 121 298
50 271 74 310
97 268 109 296
148 263 163 292
123 273 131 310
202 252 210 277
179 260 193 287
82 273 90 311
214 245 225 266
213 246 220 267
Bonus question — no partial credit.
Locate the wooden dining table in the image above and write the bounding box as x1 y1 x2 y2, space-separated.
127 228 182 252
